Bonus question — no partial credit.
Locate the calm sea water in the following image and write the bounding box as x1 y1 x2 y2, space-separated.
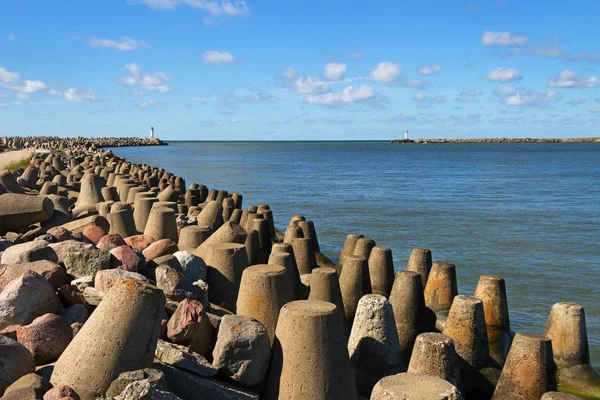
113 141 600 365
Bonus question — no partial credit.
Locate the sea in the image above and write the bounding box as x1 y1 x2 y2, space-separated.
111 141 600 365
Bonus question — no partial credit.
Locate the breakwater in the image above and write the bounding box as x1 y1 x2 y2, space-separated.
0 137 598 399
1 136 166 152
391 137 600 144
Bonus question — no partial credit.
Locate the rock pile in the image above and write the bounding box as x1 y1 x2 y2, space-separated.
0 138 598 400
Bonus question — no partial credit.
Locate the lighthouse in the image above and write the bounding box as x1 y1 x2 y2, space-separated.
150 126 154 139
405 130 409 140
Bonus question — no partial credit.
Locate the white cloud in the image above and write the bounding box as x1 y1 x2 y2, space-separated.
294 76 329 94
323 63 347 80
7 33 15 40
590 106 600 113
128 0 249 24
203 50 235 64
118 63 172 93
370 62 402 83
49 88 96 103
305 85 375 106
529 45 567 58
401 78 426 88
412 92 446 103
569 53 600 64
481 31 528 46
495 86 515 96
0 66 47 99
504 90 558 107
461 88 482 96
136 99 160 108
484 67 523 82
547 70 598 88
418 64 442 76
281 67 296 80
378 113 417 124
88 37 150 51
568 98 585 106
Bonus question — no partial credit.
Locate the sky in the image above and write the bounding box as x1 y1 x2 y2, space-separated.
1 0 600 140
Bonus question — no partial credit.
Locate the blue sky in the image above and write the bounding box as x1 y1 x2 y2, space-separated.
1 0 599 140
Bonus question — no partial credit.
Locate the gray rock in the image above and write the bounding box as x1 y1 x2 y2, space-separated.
155 339 217 378
83 286 104 306
3 372 52 398
0 240 57 265
0 239 12 252
155 264 200 302
106 368 167 398
173 251 207 282
212 315 271 387
63 242 111 278
60 304 89 324
72 275 94 292
95 269 152 295
114 379 182 399
155 361 259 400
0 271 60 330
0 335 35 394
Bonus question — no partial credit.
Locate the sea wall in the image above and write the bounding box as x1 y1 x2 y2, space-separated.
391 137 600 144
1 136 167 152
0 136 598 400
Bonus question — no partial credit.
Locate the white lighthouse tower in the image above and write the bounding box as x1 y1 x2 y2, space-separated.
405 130 409 140
150 126 154 139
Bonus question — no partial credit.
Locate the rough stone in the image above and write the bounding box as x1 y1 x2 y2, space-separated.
143 239 178 262
113 379 181 399
110 245 142 272
82 225 107 245
212 314 271 387
125 235 156 252
0 271 60 330
3 372 52 399
155 340 218 378
94 269 151 295
59 304 89 325
0 260 69 291
62 243 111 279
105 368 167 399
42 385 80 400
371 373 462 400
0 335 35 395
97 234 127 252
173 251 207 283
155 264 199 302
82 287 104 306
0 240 57 265
57 284 87 308
17 313 73 365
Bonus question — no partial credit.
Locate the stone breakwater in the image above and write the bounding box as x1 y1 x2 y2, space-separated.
1 136 166 152
0 139 598 400
391 137 600 144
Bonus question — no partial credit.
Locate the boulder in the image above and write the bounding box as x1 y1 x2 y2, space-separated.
167 299 215 358
3 372 52 399
49 227 75 242
62 243 111 278
110 245 141 272
155 340 218 377
42 385 80 400
212 314 271 387
173 251 207 283
59 304 89 325
143 239 178 262
0 240 57 265
155 264 199 302
105 368 167 399
125 235 156 252
112 379 181 399
0 260 69 291
94 269 151 295
0 271 60 330
17 313 73 365
0 335 35 395
82 225 107 245
97 234 127 252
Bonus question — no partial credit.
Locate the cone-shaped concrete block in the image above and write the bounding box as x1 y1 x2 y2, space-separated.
292 237 317 275
308 267 344 316
194 221 247 259
0 171 26 193
283 224 303 245
405 248 432 288
371 373 462 400
178 225 212 253
474 275 512 366
236 264 294 344
368 246 395 297
297 220 320 253
268 251 303 300
72 173 104 217
107 204 138 238
408 332 461 390
339 255 369 323
0 194 54 235
348 294 404 396
263 300 358 400
203 243 248 313
144 206 178 243
541 393 584 400
244 229 260 266
425 262 458 313
133 196 158 233
197 201 224 231
339 234 363 270
50 278 165 400
492 333 556 400
388 271 435 365
101 186 120 202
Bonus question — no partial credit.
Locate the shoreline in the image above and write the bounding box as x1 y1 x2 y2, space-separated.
0 135 598 398
392 137 600 144
0 149 32 173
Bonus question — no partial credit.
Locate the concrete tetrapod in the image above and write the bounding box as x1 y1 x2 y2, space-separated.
308 267 345 319
178 225 212 253
339 255 369 323
338 233 363 273
424 262 458 330
107 205 138 238
443 295 495 398
368 246 395 297
474 275 513 366
203 242 249 313
0 193 54 235
291 237 317 275
408 332 462 390
51 278 166 400
347 294 405 397
492 333 556 400
72 172 104 218
133 196 158 233
194 221 247 260
405 247 432 288
144 206 178 243
268 251 303 300
263 300 358 400
371 372 462 400
236 264 294 344
543 302 600 398
388 271 436 365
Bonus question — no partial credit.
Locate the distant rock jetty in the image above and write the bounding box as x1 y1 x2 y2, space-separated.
391 137 600 144
1 136 166 153
0 135 599 399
